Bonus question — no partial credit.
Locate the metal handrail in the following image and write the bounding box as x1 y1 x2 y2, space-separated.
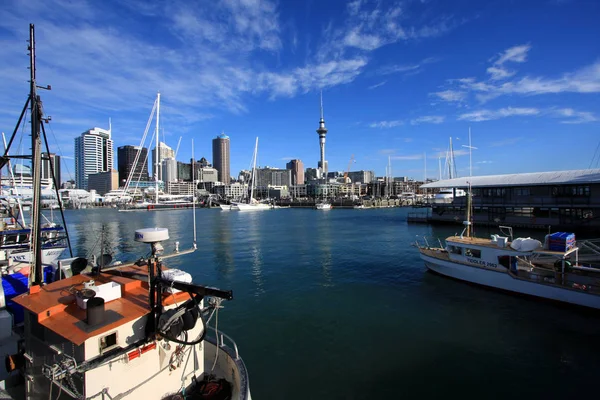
206 326 240 360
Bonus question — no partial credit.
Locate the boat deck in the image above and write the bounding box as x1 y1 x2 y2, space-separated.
13 265 189 345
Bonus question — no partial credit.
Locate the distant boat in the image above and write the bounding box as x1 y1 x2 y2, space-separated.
315 202 331 210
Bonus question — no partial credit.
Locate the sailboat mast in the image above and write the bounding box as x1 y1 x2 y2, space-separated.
249 137 258 203
29 24 43 286
155 92 160 205
29 24 43 285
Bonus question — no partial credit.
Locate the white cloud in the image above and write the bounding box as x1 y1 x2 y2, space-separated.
411 115 445 125
437 44 600 103
317 1 458 62
458 106 597 124
554 108 598 124
370 120 404 128
458 107 540 122
486 44 531 80
434 90 467 102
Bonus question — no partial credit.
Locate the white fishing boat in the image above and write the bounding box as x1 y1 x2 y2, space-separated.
1 25 251 400
415 185 600 309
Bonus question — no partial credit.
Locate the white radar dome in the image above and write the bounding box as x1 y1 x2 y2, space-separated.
135 228 170 243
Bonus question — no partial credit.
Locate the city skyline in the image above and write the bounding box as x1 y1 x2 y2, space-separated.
1 0 599 182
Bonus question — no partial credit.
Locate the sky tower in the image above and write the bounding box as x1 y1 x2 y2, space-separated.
316 91 328 179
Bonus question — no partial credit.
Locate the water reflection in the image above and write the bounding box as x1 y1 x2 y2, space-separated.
213 212 234 277
315 212 333 287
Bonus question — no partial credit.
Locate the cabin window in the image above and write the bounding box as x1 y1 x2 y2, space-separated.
464 248 481 258
448 245 462 255
100 332 118 353
4 234 18 245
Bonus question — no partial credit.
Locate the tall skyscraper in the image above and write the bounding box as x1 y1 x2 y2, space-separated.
74 127 114 190
41 152 61 188
212 133 230 184
316 91 328 179
151 142 175 181
117 145 149 186
286 159 305 185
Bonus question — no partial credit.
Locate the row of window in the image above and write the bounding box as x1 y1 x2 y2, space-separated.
469 185 591 197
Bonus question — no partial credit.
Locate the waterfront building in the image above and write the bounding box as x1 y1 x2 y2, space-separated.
347 170 374 184
286 159 305 185
212 182 248 199
212 133 230 184
420 169 600 231
117 145 149 186
307 182 340 198
87 169 118 195
316 92 328 179
267 185 289 199
166 181 195 196
290 184 308 198
161 157 178 183
151 142 175 181
255 167 292 188
198 167 218 183
74 127 114 190
41 152 60 188
339 183 362 197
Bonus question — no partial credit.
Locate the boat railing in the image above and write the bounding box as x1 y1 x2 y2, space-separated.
206 325 240 360
513 257 600 295
413 235 444 250
577 239 600 257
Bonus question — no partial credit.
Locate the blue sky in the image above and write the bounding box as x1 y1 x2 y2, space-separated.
0 0 599 182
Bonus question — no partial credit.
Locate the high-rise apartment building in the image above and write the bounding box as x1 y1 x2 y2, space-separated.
74 127 114 190
286 159 304 185
151 142 175 181
212 133 230 184
161 157 178 183
117 145 149 186
41 152 61 188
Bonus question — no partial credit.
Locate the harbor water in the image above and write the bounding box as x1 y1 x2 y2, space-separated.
61 207 600 399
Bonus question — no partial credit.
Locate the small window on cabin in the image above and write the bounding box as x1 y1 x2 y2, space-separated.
4 235 18 245
100 332 118 353
464 248 481 258
448 245 462 255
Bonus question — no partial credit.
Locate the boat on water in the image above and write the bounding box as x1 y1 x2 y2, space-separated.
0 25 251 399
416 185 600 309
315 202 332 210
230 138 271 212
353 204 366 209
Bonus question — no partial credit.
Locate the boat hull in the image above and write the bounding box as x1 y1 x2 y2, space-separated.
8 246 66 264
420 253 600 309
234 203 270 211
